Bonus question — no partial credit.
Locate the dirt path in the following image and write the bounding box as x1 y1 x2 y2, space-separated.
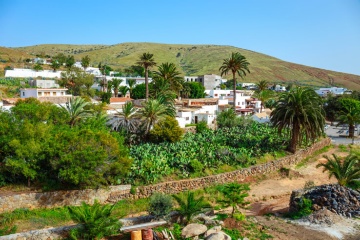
241 147 360 240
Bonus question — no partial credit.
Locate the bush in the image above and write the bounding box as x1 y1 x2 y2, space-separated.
196 121 208 133
68 200 121 240
289 197 313 219
190 159 204 173
233 212 246 221
148 193 173 219
149 116 184 143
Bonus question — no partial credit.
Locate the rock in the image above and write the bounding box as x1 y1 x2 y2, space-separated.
204 226 222 237
181 223 207 238
205 232 231 240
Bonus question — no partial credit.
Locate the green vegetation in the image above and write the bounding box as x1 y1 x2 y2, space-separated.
271 86 325 153
68 201 122 240
288 197 313 219
217 183 250 217
173 191 210 224
148 193 173 219
136 52 156 100
316 153 360 187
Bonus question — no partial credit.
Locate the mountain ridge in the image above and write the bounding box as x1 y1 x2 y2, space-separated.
1 42 359 90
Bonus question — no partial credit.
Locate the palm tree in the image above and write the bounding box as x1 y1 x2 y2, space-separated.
111 78 123 97
253 89 274 112
127 79 136 98
153 62 183 97
68 200 121 240
136 52 156 101
119 86 130 97
173 192 210 224
316 154 360 186
113 101 139 133
139 98 173 134
255 80 269 93
337 98 360 138
270 86 325 153
60 97 92 127
219 52 250 109
150 77 172 98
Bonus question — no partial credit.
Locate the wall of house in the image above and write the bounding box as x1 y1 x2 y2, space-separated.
20 89 37 98
176 111 192 125
5 69 62 78
0 138 331 214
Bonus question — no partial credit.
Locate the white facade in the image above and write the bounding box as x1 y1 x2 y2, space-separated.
176 111 193 125
194 113 216 125
5 68 62 78
184 74 227 90
29 79 59 88
316 87 347 97
274 85 286 92
20 88 70 98
206 90 232 98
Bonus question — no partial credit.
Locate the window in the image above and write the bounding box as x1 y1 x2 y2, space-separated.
215 94 218 97
44 92 50 96
22 92 25 96
53 92 57 96
61 92 64 96
38 92 42 96
186 117 189 120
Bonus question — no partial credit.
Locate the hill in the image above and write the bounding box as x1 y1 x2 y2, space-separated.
12 42 360 90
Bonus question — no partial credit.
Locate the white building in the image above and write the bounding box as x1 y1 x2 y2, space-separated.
5 68 62 79
20 88 71 98
29 79 59 88
315 87 347 97
184 74 227 90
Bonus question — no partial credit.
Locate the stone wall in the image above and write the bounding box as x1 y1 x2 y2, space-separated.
0 138 331 214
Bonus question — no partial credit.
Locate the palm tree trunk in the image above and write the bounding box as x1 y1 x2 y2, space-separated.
145 68 149 101
233 72 236 110
349 124 355 138
289 122 300 153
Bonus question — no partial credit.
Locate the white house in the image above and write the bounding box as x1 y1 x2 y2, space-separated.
252 111 271 123
20 88 71 98
5 68 62 78
315 87 347 97
184 74 227 90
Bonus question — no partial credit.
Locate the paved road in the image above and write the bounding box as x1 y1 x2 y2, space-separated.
325 125 360 145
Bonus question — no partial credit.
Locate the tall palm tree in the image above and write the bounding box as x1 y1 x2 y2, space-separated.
113 101 139 133
153 62 183 97
337 98 360 138
253 89 274 112
111 78 123 97
316 154 360 186
219 52 250 109
60 97 92 127
270 86 325 153
127 79 136 98
136 53 156 101
150 78 172 98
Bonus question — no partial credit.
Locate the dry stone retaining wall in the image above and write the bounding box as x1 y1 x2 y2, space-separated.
0 138 331 213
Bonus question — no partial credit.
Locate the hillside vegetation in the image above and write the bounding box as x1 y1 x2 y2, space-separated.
6 42 360 90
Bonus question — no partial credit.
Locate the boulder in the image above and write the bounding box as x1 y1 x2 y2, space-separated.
181 223 207 238
205 232 231 240
204 226 222 237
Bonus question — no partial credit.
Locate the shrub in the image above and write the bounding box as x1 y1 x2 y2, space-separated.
149 116 184 143
196 121 208 133
289 197 313 219
148 193 173 219
68 200 122 240
190 159 204 173
233 212 246 221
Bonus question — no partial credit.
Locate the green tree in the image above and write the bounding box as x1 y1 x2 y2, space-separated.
187 82 205 98
173 192 210 224
68 200 122 240
81 55 91 70
60 97 92 127
149 116 184 143
131 83 146 99
217 183 250 217
113 101 139 133
324 95 342 124
50 59 60 72
316 154 360 186
127 79 136 98
255 80 269 93
148 193 173 220
33 63 43 71
140 99 171 134
53 53 66 65
119 86 129 97
136 52 156 101
153 62 183 97
150 77 173 99
254 89 274 112
65 55 75 69
111 78 123 97
270 86 325 153
219 52 250 108
337 98 360 138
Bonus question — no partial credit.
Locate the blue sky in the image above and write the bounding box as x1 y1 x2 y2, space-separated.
1 0 360 75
